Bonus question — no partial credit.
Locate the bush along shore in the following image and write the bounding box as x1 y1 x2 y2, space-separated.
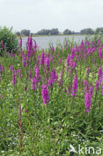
0 36 103 155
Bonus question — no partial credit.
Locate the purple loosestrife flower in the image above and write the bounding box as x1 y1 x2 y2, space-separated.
89 85 93 97
28 37 33 50
22 56 26 68
51 69 58 82
85 92 91 113
101 86 103 95
98 67 102 78
67 54 70 66
42 84 49 104
101 74 103 95
48 79 53 87
66 66 69 72
12 72 16 86
95 80 100 90
51 46 55 52
71 75 78 97
12 54 15 58
35 66 40 80
10 65 13 72
48 69 58 86
71 61 76 68
91 41 95 47
45 57 50 66
19 38 22 48
80 40 84 48
34 41 37 49
83 80 89 92
59 58 62 64
98 48 102 59
71 48 76 59
97 40 101 46
86 67 90 75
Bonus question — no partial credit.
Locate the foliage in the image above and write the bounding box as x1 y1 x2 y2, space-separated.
80 28 94 34
0 27 18 55
35 28 59 35
63 29 72 35
95 27 103 34
21 29 30 36
0 36 103 155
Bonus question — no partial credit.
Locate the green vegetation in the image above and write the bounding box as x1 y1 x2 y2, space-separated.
0 27 18 55
16 27 103 36
0 36 103 155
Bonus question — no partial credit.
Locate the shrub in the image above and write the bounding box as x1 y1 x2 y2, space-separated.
0 27 18 55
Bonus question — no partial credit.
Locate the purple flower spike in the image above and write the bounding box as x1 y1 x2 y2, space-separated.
42 84 49 104
71 75 78 97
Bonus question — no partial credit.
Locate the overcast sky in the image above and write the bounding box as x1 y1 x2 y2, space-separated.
0 0 103 33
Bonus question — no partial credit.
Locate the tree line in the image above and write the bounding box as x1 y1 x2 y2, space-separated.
16 27 103 36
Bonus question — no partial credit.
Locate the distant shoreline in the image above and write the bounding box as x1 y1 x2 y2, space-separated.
17 34 92 38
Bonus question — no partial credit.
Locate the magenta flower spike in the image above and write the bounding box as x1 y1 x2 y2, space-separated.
67 54 70 66
71 75 78 97
95 80 100 90
97 40 101 46
10 65 14 72
19 38 22 48
86 67 90 75
85 92 91 113
98 67 102 78
45 57 50 66
42 84 49 104
12 72 16 86
35 66 39 80
98 48 102 59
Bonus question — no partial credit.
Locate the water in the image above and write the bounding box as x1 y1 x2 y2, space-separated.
22 35 90 49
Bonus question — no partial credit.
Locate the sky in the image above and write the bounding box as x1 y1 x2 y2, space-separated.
0 0 103 33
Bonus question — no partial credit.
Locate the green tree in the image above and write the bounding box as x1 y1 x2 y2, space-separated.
95 27 103 34
80 28 94 34
21 29 30 36
63 29 72 35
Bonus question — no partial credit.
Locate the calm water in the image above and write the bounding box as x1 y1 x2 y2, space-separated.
22 35 90 49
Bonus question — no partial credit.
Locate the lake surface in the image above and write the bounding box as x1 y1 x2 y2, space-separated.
22 35 91 49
